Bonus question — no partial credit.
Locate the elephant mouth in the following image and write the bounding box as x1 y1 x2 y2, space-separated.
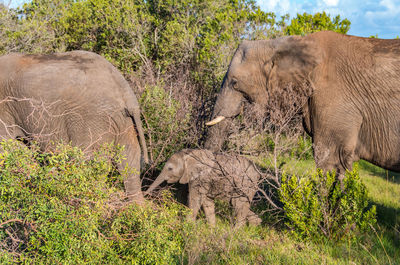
205 115 226 126
166 178 177 184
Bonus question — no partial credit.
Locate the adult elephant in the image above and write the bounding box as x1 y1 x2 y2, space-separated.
0 51 148 203
205 31 400 178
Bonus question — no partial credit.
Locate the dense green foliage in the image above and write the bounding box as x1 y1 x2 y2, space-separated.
280 168 376 242
1 0 282 81
285 12 350 36
139 85 190 167
0 140 190 263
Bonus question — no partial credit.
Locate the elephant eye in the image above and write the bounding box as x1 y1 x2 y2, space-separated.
168 167 172 171
230 79 238 89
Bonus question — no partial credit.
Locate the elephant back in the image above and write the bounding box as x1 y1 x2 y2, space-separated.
214 153 260 199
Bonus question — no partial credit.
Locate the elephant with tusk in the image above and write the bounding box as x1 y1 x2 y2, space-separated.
205 116 225 126
205 31 400 180
145 149 263 227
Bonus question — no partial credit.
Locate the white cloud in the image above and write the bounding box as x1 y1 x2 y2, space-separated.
366 0 400 18
257 0 400 38
361 0 400 37
2 0 27 8
322 0 339 7
279 0 292 13
262 0 280 10
258 0 295 15
379 0 396 9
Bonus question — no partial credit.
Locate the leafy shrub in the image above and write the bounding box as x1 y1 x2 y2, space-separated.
285 12 351 36
109 191 190 264
55 0 152 74
0 140 121 263
279 168 376 242
0 140 190 264
140 84 191 169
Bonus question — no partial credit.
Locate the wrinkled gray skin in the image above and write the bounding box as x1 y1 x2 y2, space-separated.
205 31 400 179
0 51 149 203
146 149 262 227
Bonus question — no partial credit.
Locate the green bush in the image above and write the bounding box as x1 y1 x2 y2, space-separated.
105 191 190 264
279 168 376 242
139 84 190 169
55 0 152 74
285 12 350 36
0 140 190 264
1 0 283 82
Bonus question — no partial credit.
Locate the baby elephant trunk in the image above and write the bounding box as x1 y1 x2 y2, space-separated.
144 174 166 195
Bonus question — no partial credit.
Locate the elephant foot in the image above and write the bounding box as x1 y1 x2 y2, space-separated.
206 217 216 227
126 191 145 205
186 212 198 223
234 220 246 228
247 215 262 226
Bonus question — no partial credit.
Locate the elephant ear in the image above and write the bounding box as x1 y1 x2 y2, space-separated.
180 157 191 184
180 150 195 184
180 150 214 184
267 36 321 112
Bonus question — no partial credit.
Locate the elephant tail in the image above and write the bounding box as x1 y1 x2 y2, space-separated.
124 85 149 164
127 106 149 164
115 69 149 164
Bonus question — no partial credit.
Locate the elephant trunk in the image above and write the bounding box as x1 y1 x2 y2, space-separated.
204 119 231 152
204 82 244 152
144 174 166 195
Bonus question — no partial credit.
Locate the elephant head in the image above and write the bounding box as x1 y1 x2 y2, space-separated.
205 36 321 151
145 149 214 195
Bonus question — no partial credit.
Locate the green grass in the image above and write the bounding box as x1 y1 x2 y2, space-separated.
184 222 345 264
225 157 400 264
276 159 400 264
183 216 396 264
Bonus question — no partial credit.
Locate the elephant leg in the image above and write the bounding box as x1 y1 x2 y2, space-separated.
232 197 251 228
188 186 202 222
202 197 216 226
246 210 262 226
310 97 361 182
313 132 359 183
243 188 261 225
0 119 24 141
116 126 144 203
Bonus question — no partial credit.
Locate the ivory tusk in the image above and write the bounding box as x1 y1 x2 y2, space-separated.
205 116 226 126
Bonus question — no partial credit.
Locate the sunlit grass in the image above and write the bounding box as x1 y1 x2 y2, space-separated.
245 156 398 264
180 157 400 264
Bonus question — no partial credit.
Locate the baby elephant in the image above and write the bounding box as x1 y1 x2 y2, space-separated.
145 149 262 227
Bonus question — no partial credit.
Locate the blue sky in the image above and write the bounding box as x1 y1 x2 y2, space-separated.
3 0 400 39
257 0 400 38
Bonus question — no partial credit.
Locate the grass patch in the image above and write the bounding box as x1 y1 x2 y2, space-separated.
276 158 400 264
251 156 400 264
